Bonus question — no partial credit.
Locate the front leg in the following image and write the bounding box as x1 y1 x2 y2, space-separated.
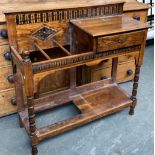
27 96 38 155
129 65 141 115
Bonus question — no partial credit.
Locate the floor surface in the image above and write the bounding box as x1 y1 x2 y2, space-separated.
0 45 154 155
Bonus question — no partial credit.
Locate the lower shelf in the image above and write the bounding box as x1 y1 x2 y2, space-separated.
73 84 132 113
36 84 132 142
19 81 133 143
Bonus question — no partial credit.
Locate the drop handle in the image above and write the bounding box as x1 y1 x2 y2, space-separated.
4 51 12 61
100 76 107 80
10 97 16 105
127 69 133 76
118 38 127 44
133 16 140 21
0 29 8 39
7 74 14 83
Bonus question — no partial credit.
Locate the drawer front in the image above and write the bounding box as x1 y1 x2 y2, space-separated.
0 66 14 91
97 55 134 68
125 10 148 22
91 60 135 83
0 44 11 67
97 31 145 52
0 89 17 117
0 24 8 45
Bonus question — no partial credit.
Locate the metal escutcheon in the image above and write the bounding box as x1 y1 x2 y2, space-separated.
118 38 127 43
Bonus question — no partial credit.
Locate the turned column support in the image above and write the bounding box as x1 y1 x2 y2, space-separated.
23 55 38 155
27 96 38 155
129 65 141 115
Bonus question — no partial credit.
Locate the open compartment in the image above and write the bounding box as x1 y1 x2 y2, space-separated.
28 45 70 63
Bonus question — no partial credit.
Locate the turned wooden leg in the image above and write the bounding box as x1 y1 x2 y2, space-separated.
19 115 24 128
32 145 38 155
27 97 38 155
129 65 140 115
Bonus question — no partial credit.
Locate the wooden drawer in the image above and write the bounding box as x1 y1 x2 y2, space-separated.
91 60 135 83
0 66 14 91
0 44 11 67
0 24 8 45
97 30 145 52
0 89 17 117
125 10 148 22
99 55 134 68
80 56 135 84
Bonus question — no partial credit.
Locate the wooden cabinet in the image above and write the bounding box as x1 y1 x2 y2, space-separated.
0 89 16 116
5 1 149 151
0 0 150 117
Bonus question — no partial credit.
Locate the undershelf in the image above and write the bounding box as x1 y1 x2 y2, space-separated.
19 81 133 142
36 84 132 142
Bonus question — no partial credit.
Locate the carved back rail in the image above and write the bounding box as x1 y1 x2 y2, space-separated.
5 2 124 53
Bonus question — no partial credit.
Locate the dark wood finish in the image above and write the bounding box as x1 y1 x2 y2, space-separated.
129 65 140 115
4 1 149 154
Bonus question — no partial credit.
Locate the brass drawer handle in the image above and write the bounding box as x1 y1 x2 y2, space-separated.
7 74 14 83
127 69 133 76
118 38 127 43
0 29 8 39
4 51 12 61
133 16 140 21
10 97 16 105
100 76 107 80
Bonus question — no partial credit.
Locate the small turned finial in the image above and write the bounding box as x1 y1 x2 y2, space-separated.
22 50 30 62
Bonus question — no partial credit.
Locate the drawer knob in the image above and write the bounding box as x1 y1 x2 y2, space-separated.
118 38 127 43
133 16 140 21
7 74 14 83
4 51 12 61
100 76 107 80
127 69 133 76
0 29 8 39
11 97 16 105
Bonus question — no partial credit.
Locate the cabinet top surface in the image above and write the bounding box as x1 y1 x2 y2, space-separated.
3 0 124 14
70 15 150 37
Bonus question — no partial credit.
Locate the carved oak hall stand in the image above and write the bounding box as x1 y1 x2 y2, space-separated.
4 1 150 154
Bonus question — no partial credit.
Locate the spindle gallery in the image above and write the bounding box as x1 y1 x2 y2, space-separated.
4 0 150 154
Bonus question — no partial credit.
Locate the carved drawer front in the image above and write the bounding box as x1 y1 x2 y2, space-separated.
125 10 148 22
0 44 11 67
97 30 145 52
0 24 8 45
0 89 17 117
91 60 135 83
0 66 14 91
